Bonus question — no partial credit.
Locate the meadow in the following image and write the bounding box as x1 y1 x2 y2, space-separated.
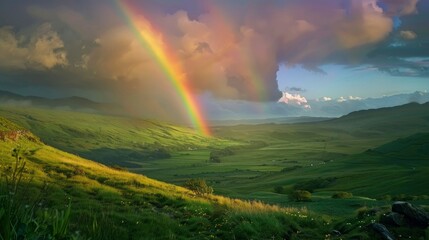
1 103 429 239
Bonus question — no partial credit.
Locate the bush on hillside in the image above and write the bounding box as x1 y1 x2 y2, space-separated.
293 177 337 193
184 178 213 196
274 186 284 194
332 192 353 199
289 190 312 202
209 148 234 163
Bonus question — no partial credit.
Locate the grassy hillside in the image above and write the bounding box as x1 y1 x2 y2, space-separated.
1 117 332 239
136 103 429 216
1 106 429 239
0 106 233 166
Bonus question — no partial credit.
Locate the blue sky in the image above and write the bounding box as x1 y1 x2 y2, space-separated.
277 64 429 100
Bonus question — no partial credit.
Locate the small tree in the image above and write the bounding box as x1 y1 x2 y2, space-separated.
184 179 213 196
289 190 312 202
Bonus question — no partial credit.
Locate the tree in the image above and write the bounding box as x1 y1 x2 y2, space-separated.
289 190 312 202
184 179 213 196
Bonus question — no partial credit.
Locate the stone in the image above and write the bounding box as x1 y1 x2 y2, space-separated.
380 212 405 226
370 223 396 240
392 201 429 228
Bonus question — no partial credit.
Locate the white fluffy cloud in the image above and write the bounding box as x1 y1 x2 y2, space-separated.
337 96 362 102
278 91 311 109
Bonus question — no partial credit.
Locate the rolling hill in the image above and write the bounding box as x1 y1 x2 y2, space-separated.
1 104 429 239
0 90 122 115
321 102 429 135
0 106 233 167
0 116 344 239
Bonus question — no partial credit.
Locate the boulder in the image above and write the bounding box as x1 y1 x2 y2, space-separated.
380 212 405 226
370 223 396 240
392 201 429 228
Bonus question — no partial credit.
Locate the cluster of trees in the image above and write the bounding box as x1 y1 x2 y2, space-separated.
293 177 337 193
209 148 234 163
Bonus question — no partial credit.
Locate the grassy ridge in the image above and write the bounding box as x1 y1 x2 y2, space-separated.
1 117 338 239
0 106 234 166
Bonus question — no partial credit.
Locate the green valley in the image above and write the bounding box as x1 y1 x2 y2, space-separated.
1 103 429 239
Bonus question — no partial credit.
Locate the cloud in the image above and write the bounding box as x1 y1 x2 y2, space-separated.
0 0 427 122
381 0 419 16
337 96 363 102
278 91 311 109
287 87 306 92
319 97 332 102
400 30 417 40
0 23 67 70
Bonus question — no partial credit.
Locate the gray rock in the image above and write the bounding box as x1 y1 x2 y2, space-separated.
380 212 405 226
392 201 429 228
370 223 396 240
331 229 341 236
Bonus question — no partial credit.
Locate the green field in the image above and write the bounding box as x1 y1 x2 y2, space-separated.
1 103 429 239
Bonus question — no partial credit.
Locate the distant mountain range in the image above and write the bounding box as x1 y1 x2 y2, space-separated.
308 91 429 117
204 91 429 121
2 89 429 124
0 90 122 115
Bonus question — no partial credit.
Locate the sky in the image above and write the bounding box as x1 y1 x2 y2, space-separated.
0 0 428 127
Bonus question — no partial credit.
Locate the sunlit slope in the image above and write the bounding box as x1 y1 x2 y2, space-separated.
0 106 233 165
0 117 335 239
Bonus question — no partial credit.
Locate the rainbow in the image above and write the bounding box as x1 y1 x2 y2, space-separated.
114 1 211 136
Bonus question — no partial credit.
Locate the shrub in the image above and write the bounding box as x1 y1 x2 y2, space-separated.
280 165 302 173
184 179 213 196
209 148 234 163
376 195 392 201
332 192 353 199
274 186 284 194
289 190 312 202
293 177 337 193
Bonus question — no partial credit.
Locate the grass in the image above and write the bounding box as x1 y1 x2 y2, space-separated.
0 116 339 239
0 106 235 165
1 102 429 239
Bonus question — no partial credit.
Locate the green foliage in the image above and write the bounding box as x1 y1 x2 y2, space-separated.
280 165 302 172
293 177 337 193
184 179 213 196
209 148 234 163
50 203 72 238
0 146 73 240
274 186 284 194
289 190 312 202
332 192 353 199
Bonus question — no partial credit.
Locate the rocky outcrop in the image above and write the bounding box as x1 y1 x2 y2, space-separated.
392 201 429 228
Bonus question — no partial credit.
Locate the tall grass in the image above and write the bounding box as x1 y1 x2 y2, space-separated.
0 146 74 240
